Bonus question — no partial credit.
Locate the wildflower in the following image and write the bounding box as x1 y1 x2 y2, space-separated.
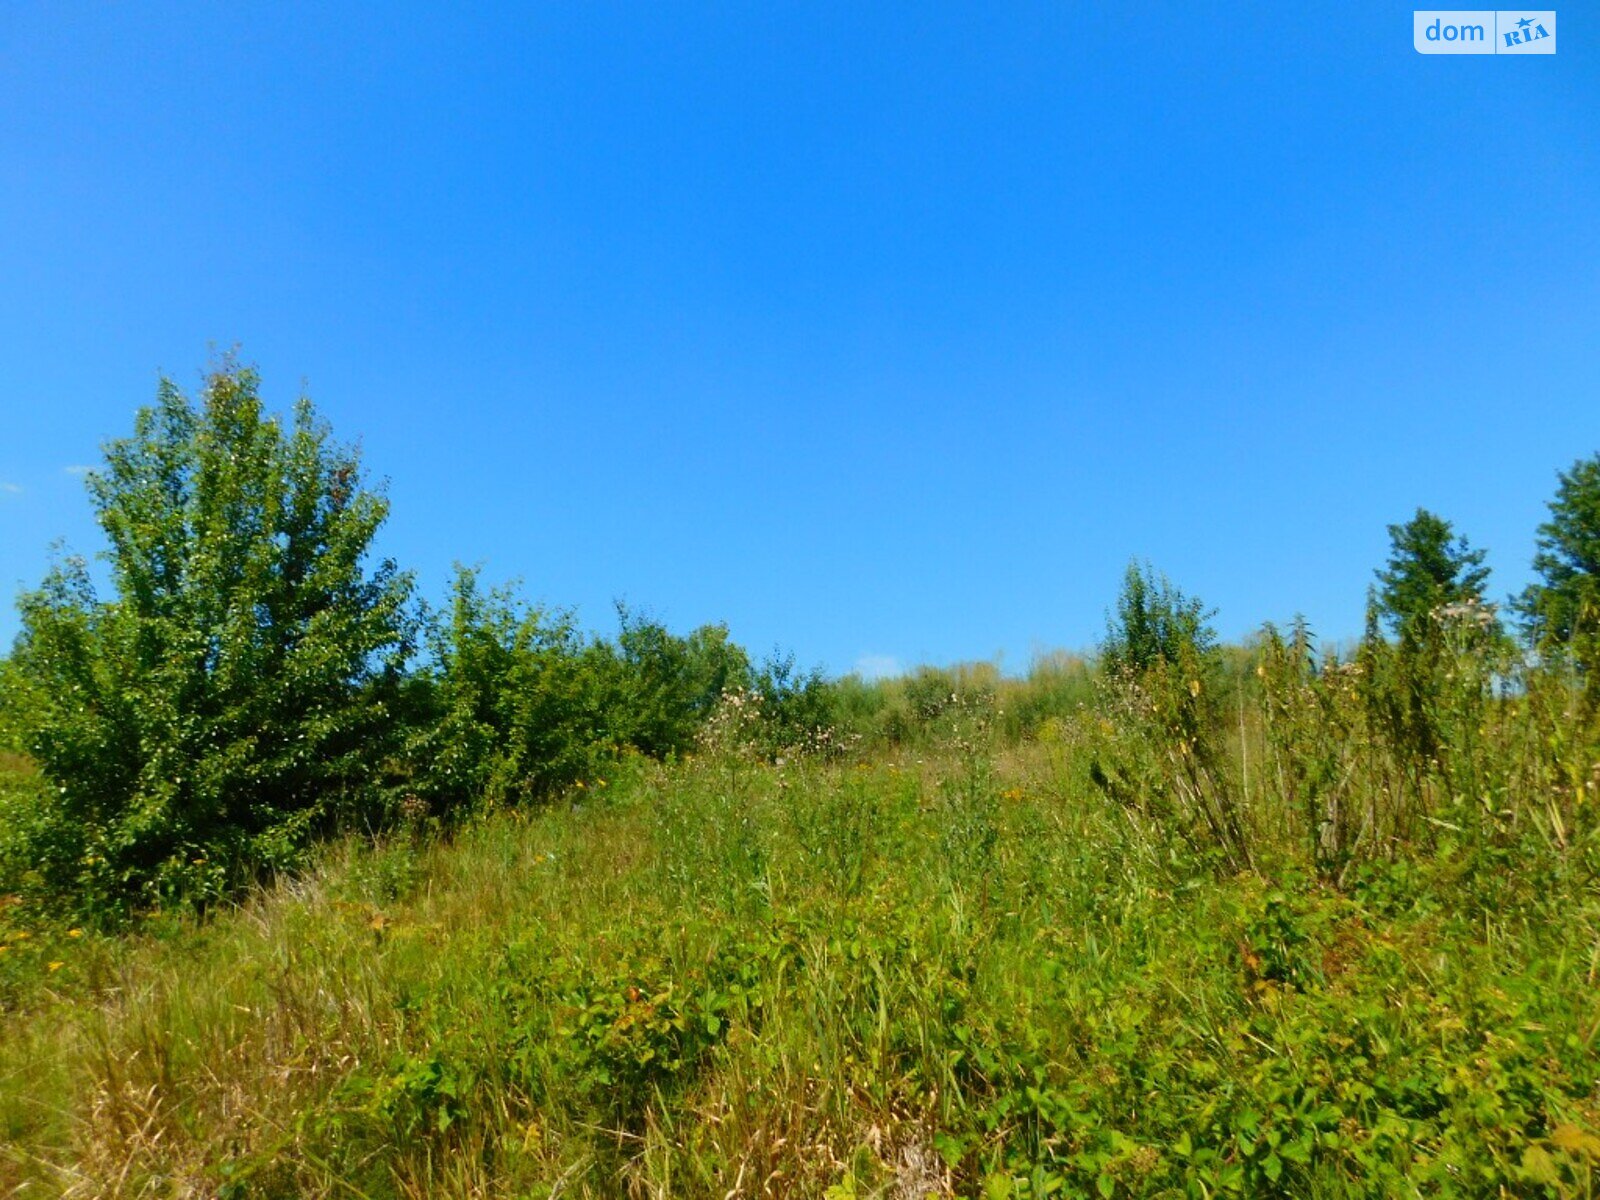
48 960 64 972
67 929 82 938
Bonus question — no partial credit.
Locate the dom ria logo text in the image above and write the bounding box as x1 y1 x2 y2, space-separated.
1414 10 1556 53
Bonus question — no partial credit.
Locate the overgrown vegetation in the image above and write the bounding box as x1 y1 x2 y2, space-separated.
2 363 1599 1196
3 720 1598 1197
3 364 414 917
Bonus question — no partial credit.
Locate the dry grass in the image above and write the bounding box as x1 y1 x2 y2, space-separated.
3 732 1598 1198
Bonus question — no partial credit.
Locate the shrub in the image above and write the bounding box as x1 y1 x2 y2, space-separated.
1090 564 1251 869
602 607 752 759
751 651 841 755
2 359 413 916
403 566 614 815
1101 560 1217 676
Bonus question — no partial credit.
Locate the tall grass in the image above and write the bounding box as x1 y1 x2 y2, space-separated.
3 682 1598 1197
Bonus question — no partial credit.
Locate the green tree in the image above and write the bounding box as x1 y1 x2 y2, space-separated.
4 359 413 915
405 565 611 812
1094 563 1250 869
751 651 836 752
1368 513 1504 801
1373 508 1491 646
1518 453 1600 694
1102 560 1218 676
604 607 752 758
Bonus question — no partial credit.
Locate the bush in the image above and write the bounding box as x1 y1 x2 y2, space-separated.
2 360 413 917
403 566 614 814
751 652 842 755
1090 564 1251 870
602 607 752 759
1101 560 1218 676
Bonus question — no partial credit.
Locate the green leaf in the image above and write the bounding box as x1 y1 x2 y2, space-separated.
1519 1146 1561 1186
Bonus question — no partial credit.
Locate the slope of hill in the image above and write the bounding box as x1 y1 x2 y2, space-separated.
4 730 1597 1198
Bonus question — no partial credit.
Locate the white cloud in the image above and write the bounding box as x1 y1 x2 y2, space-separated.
0 482 21 495
63 465 94 477
853 654 902 681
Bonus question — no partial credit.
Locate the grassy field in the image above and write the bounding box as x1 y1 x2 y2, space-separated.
3 713 1598 1199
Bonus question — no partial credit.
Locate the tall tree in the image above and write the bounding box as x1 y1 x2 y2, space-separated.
1517 453 1600 692
6 358 413 913
1373 508 1491 646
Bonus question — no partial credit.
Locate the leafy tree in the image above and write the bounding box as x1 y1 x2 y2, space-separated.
751 651 837 752
1373 508 1491 646
604 607 752 758
405 566 612 812
1518 453 1600 693
4 359 413 915
1094 563 1249 869
401 580 762 813
1102 560 1218 676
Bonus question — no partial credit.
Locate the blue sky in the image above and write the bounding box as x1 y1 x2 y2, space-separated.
1 3 1595 677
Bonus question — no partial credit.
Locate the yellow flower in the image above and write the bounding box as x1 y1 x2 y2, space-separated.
67 928 83 938
48 961 64 972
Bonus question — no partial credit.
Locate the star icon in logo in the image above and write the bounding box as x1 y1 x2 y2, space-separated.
1517 16 1534 29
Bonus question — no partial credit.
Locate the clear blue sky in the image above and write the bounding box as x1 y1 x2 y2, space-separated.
1 4 1595 677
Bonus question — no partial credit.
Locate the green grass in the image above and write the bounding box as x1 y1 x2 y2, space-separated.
3 730 1598 1199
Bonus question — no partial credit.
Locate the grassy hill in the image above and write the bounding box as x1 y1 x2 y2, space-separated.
4 720 1598 1198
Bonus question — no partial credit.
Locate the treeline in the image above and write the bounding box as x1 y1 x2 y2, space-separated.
0 363 848 919
2 360 1598 919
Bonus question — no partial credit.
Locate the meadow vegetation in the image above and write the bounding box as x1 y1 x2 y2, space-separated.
2 363 1599 1197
